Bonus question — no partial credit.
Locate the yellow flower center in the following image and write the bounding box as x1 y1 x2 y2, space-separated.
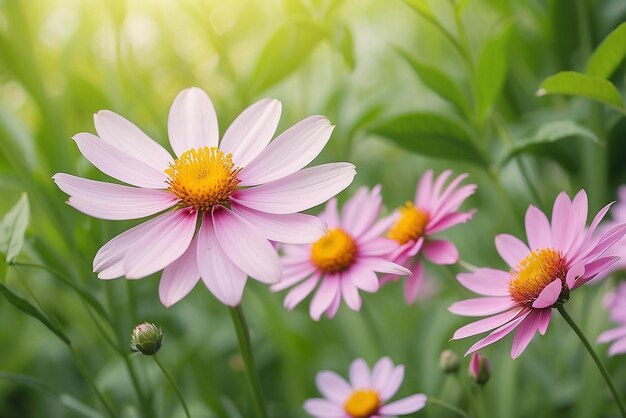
344 389 380 418
508 248 567 306
387 202 430 244
165 146 241 211
310 228 357 273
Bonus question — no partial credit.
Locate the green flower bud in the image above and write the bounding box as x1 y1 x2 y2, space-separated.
131 322 163 356
439 349 460 374
468 352 491 385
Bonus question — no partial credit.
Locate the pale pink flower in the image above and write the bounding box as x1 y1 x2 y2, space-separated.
54 87 355 307
272 186 409 320
598 282 626 356
304 357 427 418
382 170 476 304
450 190 626 359
598 186 626 276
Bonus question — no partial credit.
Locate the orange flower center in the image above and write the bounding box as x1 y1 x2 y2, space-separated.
344 389 380 418
165 146 240 211
387 202 429 244
508 248 567 306
311 228 357 273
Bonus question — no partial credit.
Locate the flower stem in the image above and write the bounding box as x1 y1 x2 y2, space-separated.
428 397 473 418
557 305 626 417
153 354 191 418
229 306 269 418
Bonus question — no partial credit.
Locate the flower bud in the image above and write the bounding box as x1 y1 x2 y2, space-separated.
131 322 163 356
468 352 490 385
439 350 460 374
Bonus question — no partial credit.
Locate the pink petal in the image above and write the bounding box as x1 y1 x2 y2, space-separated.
573 256 621 289
452 307 523 339
456 268 509 296
525 205 551 250
404 261 424 304
495 234 530 270
233 163 356 214
271 263 316 292
532 279 562 309
578 225 626 264
325 287 343 319
551 191 575 252
73 133 167 188
303 398 345 417
284 274 320 310
426 170 453 207
196 215 247 306
358 257 411 276
310 275 340 321
422 239 459 265
599 327 626 344
566 190 589 253
465 311 530 355
569 202 613 261
609 338 626 356
93 110 173 172
341 275 361 311
231 203 326 244
430 173 470 214
358 238 398 257
315 371 352 404
123 209 197 279
320 198 340 228
415 170 433 207
448 297 516 316
566 261 586 289
159 237 200 307
168 87 219 156
511 310 541 359
371 357 394 392
360 212 400 242
379 394 427 415
342 185 382 238
428 210 475 234
212 207 281 284
53 173 178 220
220 99 281 168
379 365 404 401
238 115 333 185
348 264 380 293
537 309 551 335
349 358 371 388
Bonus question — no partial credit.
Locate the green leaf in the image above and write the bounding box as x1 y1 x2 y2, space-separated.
0 282 70 344
332 22 355 71
586 22 626 79
397 48 471 118
249 21 326 94
372 112 487 166
475 24 512 124
537 71 625 110
404 0 434 18
499 120 600 166
0 193 30 262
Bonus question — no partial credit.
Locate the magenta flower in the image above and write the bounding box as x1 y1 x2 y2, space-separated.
53 87 355 307
272 186 409 320
598 282 626 355
304 357 427 418
450 190 626 359
382 170 476 304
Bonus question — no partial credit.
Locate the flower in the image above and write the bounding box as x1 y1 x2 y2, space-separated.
468 352 490 385
449 190 626 359
131 322 163 355
598 282 626 356
304 357 427 418
439 349 460 374
383 170 476 304
598 186 626 276
54 87 355 307
272 186 410 320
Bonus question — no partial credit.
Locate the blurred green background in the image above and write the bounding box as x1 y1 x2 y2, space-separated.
1 0 626 416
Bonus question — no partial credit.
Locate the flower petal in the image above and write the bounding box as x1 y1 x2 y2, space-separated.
358 257 411 276
320 198 340 228
404 261 424 305
422 239 459 265
537 308 551 335
495 234 530 270
379 365 404 401
428 210 475 234
349 358 371 388
284 274 320 310
271 263 316 292
159 237 200 307
456 268 509 297
315 371 352 404
532 279 562 309
238 115 333 185
452 307 524 339
598 327 626 344
448 297 516 316
465 311 529 355
551 192 575 252
371 357 394 392
609 338 626 356
233 163 356 214
348 264 380 293
220 99 282 168
168 87 219 156
303 398 345 417
310 275 340 321
342 186 382 238
525 205 551 250
379 394 427 415
341 275 361 311
511 310 542 359
415 170 433 207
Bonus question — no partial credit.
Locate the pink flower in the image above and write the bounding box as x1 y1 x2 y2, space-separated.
450 190 626 359
382 170 476 304
53 87 355 307
272 186 410 320
598 282 626 356
598 186 626 276
304 357 427 418
467 352 491 385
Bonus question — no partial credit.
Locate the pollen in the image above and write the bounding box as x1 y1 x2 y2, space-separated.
344 389 380 418
165 146 241 211
387 202 430 244
311 228 358 273
508 248 567 306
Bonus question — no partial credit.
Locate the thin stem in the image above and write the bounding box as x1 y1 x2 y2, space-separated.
153 354 191 418
229 306 269 418
428 397 473 418
557 306 626 417
69 345 118 418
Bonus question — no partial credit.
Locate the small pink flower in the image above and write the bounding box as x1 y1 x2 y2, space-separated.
450 190 626 359
382 170 476 304
598 282 626 356
54 87 355 307
597 186 626 276
272 186 410 320
304 357 427 418
468 352 491 385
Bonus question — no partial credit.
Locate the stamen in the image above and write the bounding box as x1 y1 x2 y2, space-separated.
508 248 567 306
311 228 358 273
387 202 429 244
344 389 380 418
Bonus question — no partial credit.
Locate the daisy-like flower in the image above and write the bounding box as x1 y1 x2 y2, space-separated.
383 170 476 304
449 190 626 359
304 357 427 418
272 186 410 320
598 282 626 356
53 87 355 307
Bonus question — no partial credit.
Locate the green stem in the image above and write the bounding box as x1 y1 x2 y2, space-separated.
428 397 473 418
229 306 269 418
153 354 191 418
557 306 626 417
69 345 118 418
